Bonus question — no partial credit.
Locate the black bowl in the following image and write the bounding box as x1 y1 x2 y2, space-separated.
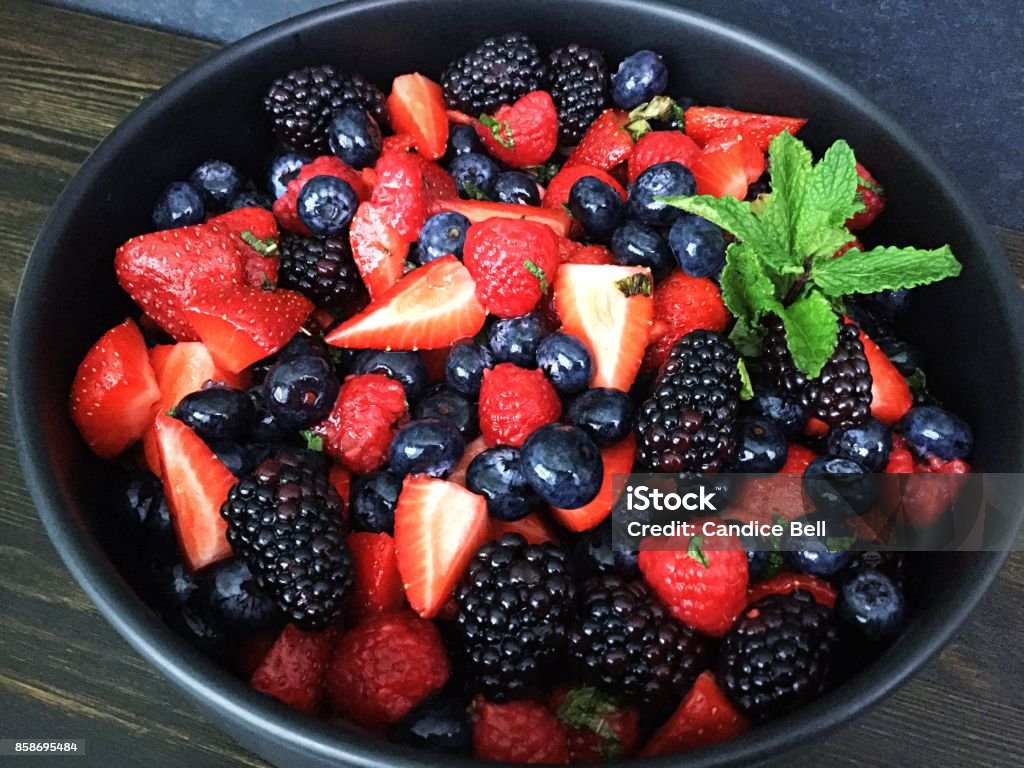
10 0 1024 765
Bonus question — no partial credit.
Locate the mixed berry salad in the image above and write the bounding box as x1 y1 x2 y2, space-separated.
68 32 974 763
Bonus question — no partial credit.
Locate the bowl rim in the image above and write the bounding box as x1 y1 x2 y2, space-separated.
9 0 1023 766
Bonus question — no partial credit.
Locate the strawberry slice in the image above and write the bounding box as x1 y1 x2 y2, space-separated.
860 328 912 425
393 475 489 618
370 151 425 242
347 531 406 622
208 207 280 287
387 73 449 161
550 434 635 531
349 202 409 299
684 106 806 152
747 571 837 609
324 256 486 350
690 143 750 199
554 264 654 391
70 318 160 459
542 164 626 212
272 155 370 235
627 130 702 182
251 624 336 715
153 415 234 571
490 512 557 544
408 152 458 205
701 134 766 184
564 109 634 170
641 671 749 756
184 286 313 374
428 198 571 238
329 463 352 507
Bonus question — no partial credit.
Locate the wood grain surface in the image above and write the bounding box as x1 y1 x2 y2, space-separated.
0 1 1022 766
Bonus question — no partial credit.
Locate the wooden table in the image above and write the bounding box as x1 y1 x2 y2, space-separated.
1 1 1022 765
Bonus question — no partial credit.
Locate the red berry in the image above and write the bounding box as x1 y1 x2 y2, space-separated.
472 699 570 764
690 143 751 199
250 624 336 715
349 201 409 300
489 511 557 545
347 532 406 622
369 151 425 242
846 162 885 231
387 73 449 161
627 131 701 182
563 245 615 266
683 106 806 152
430 197 571 237
641 671 748 756
550 434 635 532
475 91 558 168
272 155 369 235
643 271 730 371
881 442 970 528
860 328 912 425
479 364 562 448
701 133 767 184
564 109 634 171
747 571 837 609
208 206 281 286
313 373 408 473
549 688 641 763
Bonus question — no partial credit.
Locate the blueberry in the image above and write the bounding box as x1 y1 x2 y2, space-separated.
466 446 539 521
268 152 309 198
263 354 340 430
247 387 299 443
297 175 359 236
825 417 892 473
389 418 466 478
167 599 228 660
569 176 625 240
675 472 739 509
609 221 675 281
520 424 603 508
189 160 243 211
413 384 479 439
228 187 274 211
611 50 669 109
565 387 634 446
877 338 923 377
627 161 695 227
732 416 787 473
448 152 499 198
152 181 204 229
445 340 495 397
493 171 541 205
803 456 878 516
146 558 201 614
897 405 973 461
199 559 280 633
276 333 332 363
746 388 808 439
443 124 486 166
350 471 403 533
836 568 905 642
390 693 472 755
175 386 255 442
352 350 428 402
536 332 593 394
571 517 640 579
210 440 257 477
784 531 854 578
488 312 549 367
747 548 784 583
108 472 174 560
667 214 726 277
327 105 382 170
413 211 471 266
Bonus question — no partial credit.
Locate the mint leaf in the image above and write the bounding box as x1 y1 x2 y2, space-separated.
719 243 780 321
479 114 514 149
812 244 961 296
778 290 839 377
729 319 764 357
556 688 623 759
523 259 550 293
737 358 754 401
658 194 782 263
240 229 279 257
300 430 324 452
760 131 813 262
687 535 710 568
806 226 857 261
615 272 652 297
795 139 861 255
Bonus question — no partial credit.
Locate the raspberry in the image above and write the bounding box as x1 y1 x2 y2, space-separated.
314 373 408 473
475 91 559 168
272 156 369 234
250 625 336 715
643 272 730 371
471 699 570 764
627 131 702 183
463 218 559 318
326 611 450 727
479 364 561 447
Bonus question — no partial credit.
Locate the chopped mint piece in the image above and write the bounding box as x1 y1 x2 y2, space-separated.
687 534 710 568
479 114 514 149
300 430 324 452
523 259 550 293
463 181 491 201
240 229 279 257
615 273 652 297
737 358 754 401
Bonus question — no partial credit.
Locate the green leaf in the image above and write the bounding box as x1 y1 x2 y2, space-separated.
719 243 780 322
556 688 623 759
687 535 710 568
479 114 514 149
523 259 550 293
300 430 324 452
905 369 927 393
729 319 764 357
463 181 491 201
778 290 839 377
795 139 861 255
812 245 961 297
240 229 279 257
737 358 754 401
760 131 813 262
524 162 559 185
615 272 652 297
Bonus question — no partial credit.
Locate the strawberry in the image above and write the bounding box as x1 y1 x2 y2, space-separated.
463 217 560 318
407 151 458 204
638 522 749 637
554 264 653 391
448 435 488 486
846 162 885 231
429 197 571 238
472 699 570 764
314 373 408 473
114 225 246 341
564 245 615 266
478 363 562 448
370 151 425 242
324 256 486 350
490 511 557 545
747 571 837 609
382 133 417 155
349 202 409 300
250 624 335 715
882 439 970 528
153 415 234 571
387 73 449 161
564 109 634 170
542 164 626 213
208 207 280 286
860 328 912 424
780 443 818 474
690 142 751 199
730 443 816 523
551 687 641 762
643 271 730 371
702 133 767 184
235 630 279 680
683 106 806 152
627 131 702 182
347 532 406 622
393 475 489 618
475 90 558 168
641 671 748 756
329 463 352 507
70 318 160 459
884 434 916 474
272 155 369 235
184 285 313 374
550 434 635 531
326 611 450 726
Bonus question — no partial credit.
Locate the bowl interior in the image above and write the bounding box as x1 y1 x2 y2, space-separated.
10 1 1024 766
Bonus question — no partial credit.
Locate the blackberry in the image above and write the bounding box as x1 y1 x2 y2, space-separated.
760 314 808 402
569 575 708 709
264 65 387 154
545 44 608 144
278 232 368 319
454 534 574 700
220 451 352 630
802 323 872 430
441 33 547 116
718 590 839 722
634 330 741 472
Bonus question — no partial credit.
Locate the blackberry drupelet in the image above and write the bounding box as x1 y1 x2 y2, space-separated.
569 575 708 709
634 330 741 473
453 534 574 700
760 314 809 403
264 65 387 154
802 323 872 429
718 590 839 722
278 232 368 319
220 451 352 630
441 33 547 116
545 44 609 144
